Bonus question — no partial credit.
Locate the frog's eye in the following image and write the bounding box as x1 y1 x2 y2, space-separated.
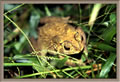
64 45 70 50
74 32 84 42
63 41 71 51
74 32 80 41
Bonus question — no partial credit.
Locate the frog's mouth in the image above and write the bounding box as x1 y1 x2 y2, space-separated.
67 49 84 59
46 48 84 60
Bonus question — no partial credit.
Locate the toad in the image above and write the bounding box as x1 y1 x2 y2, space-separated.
31 16 87 56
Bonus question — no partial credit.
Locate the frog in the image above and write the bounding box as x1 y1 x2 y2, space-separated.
30 16 87 56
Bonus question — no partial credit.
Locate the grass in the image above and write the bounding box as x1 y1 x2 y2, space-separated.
4 4 116 79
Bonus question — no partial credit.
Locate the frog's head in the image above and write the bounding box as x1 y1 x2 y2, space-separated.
51 27 87 55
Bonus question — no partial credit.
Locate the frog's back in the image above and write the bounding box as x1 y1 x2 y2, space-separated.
31 16 87 55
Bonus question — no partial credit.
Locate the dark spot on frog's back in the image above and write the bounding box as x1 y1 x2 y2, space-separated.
52 36 61 43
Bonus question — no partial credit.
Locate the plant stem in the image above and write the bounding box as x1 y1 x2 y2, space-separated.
17 65 91 78
87 4 102 44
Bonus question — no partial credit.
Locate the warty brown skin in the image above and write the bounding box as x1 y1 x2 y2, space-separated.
31 16 87 56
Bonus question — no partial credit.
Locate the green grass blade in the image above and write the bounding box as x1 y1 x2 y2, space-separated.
100 26 116 43
4 63 33 66
45 5 51 16
99 52 116 78
91 42 116 52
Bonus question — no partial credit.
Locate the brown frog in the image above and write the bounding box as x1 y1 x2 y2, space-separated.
31 16 87 56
